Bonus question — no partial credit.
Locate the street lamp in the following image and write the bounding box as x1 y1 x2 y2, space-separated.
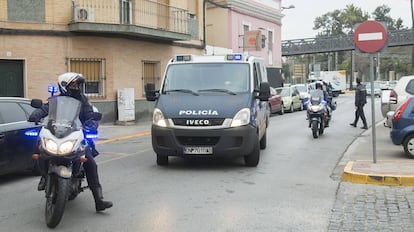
281 4 295 11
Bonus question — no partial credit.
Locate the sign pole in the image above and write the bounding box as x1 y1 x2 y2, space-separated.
369 54 377 163
354 20 387 164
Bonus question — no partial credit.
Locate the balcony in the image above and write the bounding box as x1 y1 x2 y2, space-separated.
69 0 192 42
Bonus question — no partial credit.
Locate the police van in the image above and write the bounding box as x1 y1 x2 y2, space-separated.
144 54 270 167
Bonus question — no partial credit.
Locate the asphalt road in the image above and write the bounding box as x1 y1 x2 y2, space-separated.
2 93 410 231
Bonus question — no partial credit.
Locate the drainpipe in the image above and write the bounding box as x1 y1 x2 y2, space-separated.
203 0 206 50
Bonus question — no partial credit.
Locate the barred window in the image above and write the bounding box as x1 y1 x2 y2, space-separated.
142 61 161 95
68 58 106 98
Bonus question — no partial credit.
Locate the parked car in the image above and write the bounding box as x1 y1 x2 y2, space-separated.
381 75 414 127
365 81 381 97
268 87 284 115
275 86 302 112
390 97 414 158
0 97 41 176
292 84 310 107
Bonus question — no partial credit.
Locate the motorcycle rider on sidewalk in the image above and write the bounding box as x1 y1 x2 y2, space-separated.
29 72 113 212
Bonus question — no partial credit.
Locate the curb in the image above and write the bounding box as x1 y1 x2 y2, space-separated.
342 161 414 186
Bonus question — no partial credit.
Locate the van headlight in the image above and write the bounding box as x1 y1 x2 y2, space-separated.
153 108 168 127
231 108 250 127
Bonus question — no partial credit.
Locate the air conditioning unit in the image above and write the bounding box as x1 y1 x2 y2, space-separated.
74 7 95 22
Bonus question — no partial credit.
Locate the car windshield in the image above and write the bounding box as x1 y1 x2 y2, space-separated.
365 82 380 88
295 85 307 93
162 63 250 94
275 87 289 97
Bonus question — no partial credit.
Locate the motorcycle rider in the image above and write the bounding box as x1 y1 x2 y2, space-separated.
307 81 329 126
29 72 113 212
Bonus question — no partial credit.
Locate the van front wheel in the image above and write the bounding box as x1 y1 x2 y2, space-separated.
244 137 260 167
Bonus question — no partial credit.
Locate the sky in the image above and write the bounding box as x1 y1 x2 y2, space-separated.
281 0 413 40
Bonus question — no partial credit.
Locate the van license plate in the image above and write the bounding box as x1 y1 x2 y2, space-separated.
184 147 213 155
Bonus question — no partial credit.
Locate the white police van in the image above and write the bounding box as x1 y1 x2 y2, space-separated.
145 54 270 167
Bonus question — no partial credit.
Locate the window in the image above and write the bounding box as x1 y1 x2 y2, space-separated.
120 0 132 24
8 0 45 22
143 61 161 95
68 58 106 98
0 102 27 124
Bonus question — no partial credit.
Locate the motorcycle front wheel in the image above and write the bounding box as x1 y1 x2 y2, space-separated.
311 120 319 138
45 175 70 228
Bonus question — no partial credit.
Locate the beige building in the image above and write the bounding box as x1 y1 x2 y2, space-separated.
0 0 205 122
0 0 283 122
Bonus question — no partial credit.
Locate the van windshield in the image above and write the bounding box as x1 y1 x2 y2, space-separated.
162 63 250 94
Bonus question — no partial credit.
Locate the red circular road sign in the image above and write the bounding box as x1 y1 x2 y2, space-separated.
354 20 387 53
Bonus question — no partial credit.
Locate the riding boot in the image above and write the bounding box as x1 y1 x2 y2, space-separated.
37 176 46 191
91 187 113 212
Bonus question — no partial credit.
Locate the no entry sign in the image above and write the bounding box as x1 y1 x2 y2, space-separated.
354 20 387 53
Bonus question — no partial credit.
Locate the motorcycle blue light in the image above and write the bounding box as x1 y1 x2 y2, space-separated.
85 133 99 139
48 85 58 95
24 129 39 137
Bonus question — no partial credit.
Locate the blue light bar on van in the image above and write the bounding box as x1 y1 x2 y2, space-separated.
226 54 243 61
176 55 192 62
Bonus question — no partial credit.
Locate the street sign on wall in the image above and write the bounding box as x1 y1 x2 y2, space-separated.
243 30 261 51
354 20 387 53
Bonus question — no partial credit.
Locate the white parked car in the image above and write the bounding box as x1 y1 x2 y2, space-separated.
365 81 381 97
381 75 414 127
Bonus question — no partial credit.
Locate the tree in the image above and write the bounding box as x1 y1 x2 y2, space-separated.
372 5 407 30
340 4 369 35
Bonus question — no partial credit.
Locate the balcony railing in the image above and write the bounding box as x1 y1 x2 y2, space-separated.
71 0 190 38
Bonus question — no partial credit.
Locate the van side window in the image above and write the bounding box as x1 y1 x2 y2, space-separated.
253 63 259 89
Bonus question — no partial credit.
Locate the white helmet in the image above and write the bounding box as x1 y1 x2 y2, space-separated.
57 72 85 96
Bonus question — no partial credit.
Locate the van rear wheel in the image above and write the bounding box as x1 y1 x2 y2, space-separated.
156 155 169 166
244 137 260 167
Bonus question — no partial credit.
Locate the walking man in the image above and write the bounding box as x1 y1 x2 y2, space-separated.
350 77 368 129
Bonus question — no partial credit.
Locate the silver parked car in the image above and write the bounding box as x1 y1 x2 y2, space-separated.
381 75 414 127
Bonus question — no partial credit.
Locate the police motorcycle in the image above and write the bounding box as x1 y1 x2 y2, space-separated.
306 96 328 138
28 88 101 228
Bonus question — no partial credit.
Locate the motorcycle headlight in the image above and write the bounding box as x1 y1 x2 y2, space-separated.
44 138 58 154
153 108 168 127
59 140 76 155
231 108 250 127
311 105 320 112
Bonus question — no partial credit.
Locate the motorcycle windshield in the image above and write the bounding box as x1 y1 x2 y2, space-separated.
46 96 81 138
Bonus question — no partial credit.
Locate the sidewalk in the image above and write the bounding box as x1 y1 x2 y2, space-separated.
342 121 414 186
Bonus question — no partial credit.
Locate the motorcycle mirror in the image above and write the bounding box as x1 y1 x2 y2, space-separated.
31 99 43 108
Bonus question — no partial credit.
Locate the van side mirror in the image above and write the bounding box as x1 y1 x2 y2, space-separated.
31 99 43 108
257 82 270 101
144 83 158 101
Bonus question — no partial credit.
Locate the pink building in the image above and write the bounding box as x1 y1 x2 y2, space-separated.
206 0 283 69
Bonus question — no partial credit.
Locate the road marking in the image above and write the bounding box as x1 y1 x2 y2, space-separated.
96 130 151 145
96 148 152 165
